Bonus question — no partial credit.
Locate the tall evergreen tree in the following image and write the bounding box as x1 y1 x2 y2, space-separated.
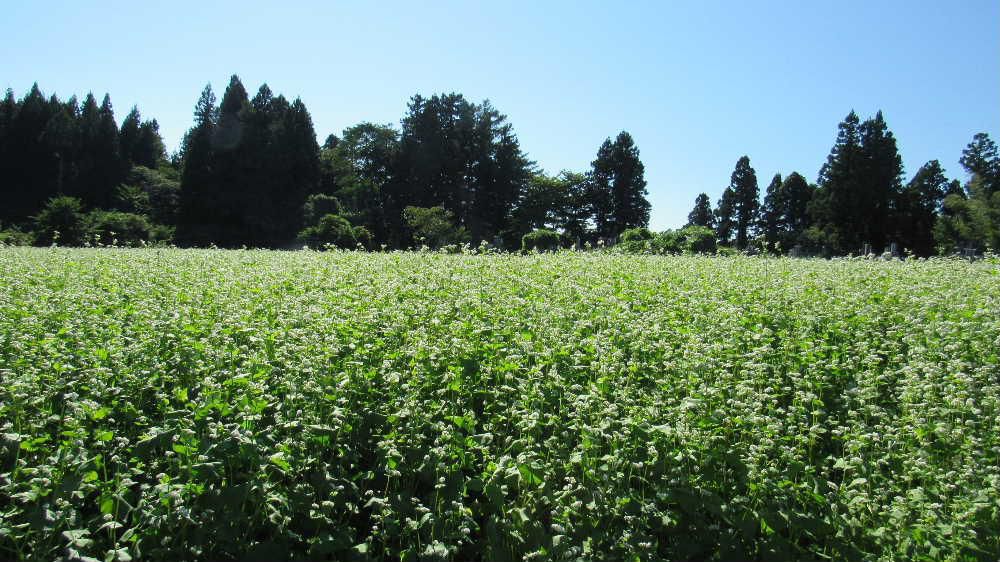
760 173 783 250
895 160 948 256
177 84 218 245
810 111 902 253
588 131 650 238
271 97 321 244
810 111 864 253
858 111 903 250
715 187 737 246
760 172 814 252
5 84 56 222
395 93 531 246
935 132 1000 252
781 172 814 247
119 106 142 168
134 119 166 168
41 102 77 198
958 132 999 196
211 75 251 246
686 192 714 228
729 155 759 249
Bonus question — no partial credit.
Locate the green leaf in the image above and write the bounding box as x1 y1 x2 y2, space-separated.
517 463 543 486
99 496 115 515
269 452 291 471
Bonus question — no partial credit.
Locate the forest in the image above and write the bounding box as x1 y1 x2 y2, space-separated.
1 76 997 255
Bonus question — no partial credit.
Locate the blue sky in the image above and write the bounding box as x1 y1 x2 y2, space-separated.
3 0 998 229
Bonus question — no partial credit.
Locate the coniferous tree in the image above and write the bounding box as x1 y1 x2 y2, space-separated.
780 172 814 248
177 84 218 245
212 75 251 246
809 111 864 253
5 84 56 222
760 173 783 250
134 119 166 168
858 111 903 251
588 131 650 239
810 111 902 253
729 155 759 249
895 160 948 256
395 93 531 247
119 107 142 168
715 187 736 246
589 139 616 239
42 102 77 198
935 132 1000 252
686 193 714 228
958 132 999 195
271 97 321 244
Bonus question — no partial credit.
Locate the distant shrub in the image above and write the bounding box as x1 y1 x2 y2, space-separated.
0 226 33 246
353 226 373 249
298 213 359 249
404 206 468 248
33 196 88 246
681 225 717 254
620 227 653 243
617 226 718 255
88 211 153 246
302 194 343 227
522 229 562 252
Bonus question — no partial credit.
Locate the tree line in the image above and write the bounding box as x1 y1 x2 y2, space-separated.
0 77 651 250
684 111 1000 256
2 78 996 255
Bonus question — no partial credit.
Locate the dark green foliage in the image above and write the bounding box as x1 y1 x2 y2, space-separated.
620 227 653 242
686 193 714 228
935 133 1000 252
177 78 321 248
510 171 592 247
894 160 949 256
682 225 718 253
729 156 759 249
176 85 218 245
394 94 532 245
521 228 562 251
810 111 903 254
33 195 88 245
4 79 996 256
760 174 783 251
117 165 181 226
403 205 468 248
297 213 361 248
761 172 814 253
958 132 1000 188
715 187 737 246
302 193 343 226
324 122 399 245
0 225 32 246
618 226 717 255
87 210 152 246
589 131 651 238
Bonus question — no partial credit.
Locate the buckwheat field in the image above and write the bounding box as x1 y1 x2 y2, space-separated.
1 248 998 561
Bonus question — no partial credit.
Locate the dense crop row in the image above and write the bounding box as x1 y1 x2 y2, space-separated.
1 248 998 561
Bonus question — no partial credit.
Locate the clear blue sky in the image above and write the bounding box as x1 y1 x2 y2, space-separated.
4 0 998 229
